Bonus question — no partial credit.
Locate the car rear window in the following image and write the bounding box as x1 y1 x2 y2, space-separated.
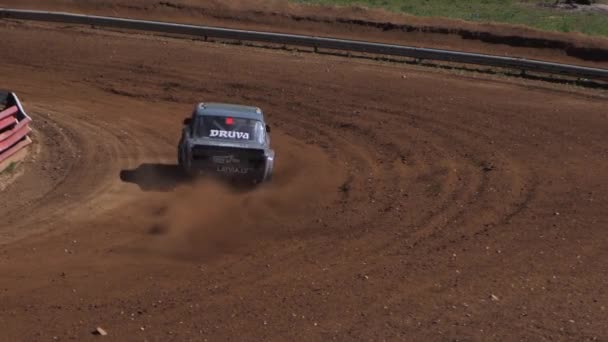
195 115 265 144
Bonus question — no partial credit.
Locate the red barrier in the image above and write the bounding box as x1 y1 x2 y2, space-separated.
0 106 17 121
0 116 31 141
0 125 31 153
0 136 31 164
0 92 33 172
0 116 17 131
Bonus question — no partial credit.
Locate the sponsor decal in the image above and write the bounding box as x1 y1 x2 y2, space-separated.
210 129 250 140
212 155 240 164
217 166 252 174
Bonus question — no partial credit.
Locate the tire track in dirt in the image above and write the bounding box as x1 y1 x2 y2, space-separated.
0 104 154 242
339 103 539 255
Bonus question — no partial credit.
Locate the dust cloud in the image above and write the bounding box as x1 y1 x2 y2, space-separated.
135 148 344 262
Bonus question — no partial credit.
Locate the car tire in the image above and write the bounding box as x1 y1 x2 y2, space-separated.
264 157 273 182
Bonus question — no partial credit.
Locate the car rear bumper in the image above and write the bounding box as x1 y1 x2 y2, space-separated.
185 144 272 182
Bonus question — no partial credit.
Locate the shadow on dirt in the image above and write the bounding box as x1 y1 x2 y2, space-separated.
119 163 188 192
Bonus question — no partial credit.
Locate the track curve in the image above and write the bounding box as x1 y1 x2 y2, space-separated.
0 15 607 341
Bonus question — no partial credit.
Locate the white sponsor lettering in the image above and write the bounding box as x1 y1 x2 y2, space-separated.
209 129 250 140
217 166 251 174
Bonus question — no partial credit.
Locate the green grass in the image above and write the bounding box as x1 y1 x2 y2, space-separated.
292 0 608 37
1 162 18 175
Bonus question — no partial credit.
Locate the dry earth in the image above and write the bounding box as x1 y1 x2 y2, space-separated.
0 1 607 341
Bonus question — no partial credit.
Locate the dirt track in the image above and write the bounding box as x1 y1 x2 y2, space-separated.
0 3 608 341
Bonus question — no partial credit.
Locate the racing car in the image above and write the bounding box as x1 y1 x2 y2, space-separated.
177 102 274 184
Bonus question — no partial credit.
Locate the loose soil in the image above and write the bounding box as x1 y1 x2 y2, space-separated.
0 2 607 341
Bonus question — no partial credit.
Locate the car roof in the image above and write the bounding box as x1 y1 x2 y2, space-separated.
195 102 264 120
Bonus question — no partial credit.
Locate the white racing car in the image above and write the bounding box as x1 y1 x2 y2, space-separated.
178 102 275 184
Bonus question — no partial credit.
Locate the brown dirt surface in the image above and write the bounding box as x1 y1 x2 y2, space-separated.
3 0 608 67
0 2 608 341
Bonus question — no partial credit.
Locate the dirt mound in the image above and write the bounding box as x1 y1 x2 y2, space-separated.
5 0 608 66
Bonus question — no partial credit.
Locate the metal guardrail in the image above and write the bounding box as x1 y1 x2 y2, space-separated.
1 8 607 81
